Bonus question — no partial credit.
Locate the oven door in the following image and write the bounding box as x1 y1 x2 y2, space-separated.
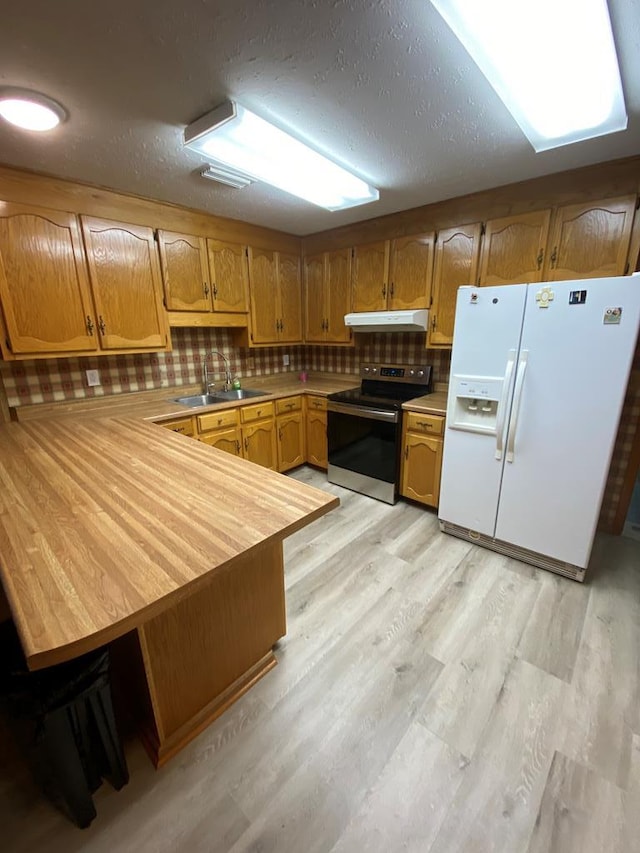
327 401 400 504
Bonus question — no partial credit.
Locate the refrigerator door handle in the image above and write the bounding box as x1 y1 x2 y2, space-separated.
495 349 517 460
506 350 529 463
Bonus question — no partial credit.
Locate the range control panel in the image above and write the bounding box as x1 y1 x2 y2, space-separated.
360 363 432 385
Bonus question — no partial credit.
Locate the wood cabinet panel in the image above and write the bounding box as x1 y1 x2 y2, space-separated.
199 426 242 457
405 412 444 436
326 248 352 342
158 417 195 436
240 401 275 424
81 217 168 350
353 240 389 312
277 412 305 472
0 204 98 356
428 222 482 348
277 253 303 342
304 253 326 342
389 232 434 310
157 230 210 312
306 398 328 469
544 195 637 281
247 247 278 343
207 239 248 312
401 431 443 507
275 396 302 415
197 408 239 432
478 210 551 286
243 419 278 470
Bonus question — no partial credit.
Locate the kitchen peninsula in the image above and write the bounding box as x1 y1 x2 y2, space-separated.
0 416 338 766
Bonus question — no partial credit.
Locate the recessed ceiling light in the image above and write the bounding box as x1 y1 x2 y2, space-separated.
430 0 627 152
184 100 379 211
0 88 67 132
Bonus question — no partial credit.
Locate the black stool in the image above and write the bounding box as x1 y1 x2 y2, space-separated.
0 621 129 828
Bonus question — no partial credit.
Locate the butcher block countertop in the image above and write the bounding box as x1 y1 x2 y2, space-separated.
13 373 360 423
0 417 338 671
402 389 448 417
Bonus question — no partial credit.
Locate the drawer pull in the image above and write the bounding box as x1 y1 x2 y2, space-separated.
98 315 106 335
173 426 186 433
86 315 94 335
236 440 241 453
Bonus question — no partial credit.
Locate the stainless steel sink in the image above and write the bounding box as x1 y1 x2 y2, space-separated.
172 389 268 407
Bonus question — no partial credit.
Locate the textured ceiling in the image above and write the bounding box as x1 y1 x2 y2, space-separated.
1 0 639 236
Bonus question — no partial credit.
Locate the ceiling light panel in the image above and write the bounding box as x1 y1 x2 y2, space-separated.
185 101 379 211
430 0 627 152
0 88 67 131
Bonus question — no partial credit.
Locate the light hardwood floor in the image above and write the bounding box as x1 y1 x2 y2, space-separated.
2 467 640 852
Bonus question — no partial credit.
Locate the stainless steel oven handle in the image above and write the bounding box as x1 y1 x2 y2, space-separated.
327 401 399 423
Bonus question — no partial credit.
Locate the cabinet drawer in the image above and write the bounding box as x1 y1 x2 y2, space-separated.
405 412 444 436
276 396 302 415
306 395 327 412
240 401 275 423
160 417 195 436
197 408 239 433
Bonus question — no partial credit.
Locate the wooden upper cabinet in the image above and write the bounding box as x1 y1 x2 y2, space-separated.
277 253 303 343
478 210 552 286
428 222 482 348
304 248 352 344
304 253 326 342
352 241 389 311
157 230 210 312
247 247 278 343
80 217 168 351
207 239 249 312
388 233 434 310
326 248 352 343
0 204 98 357
247 248 302 345
543 195 637 281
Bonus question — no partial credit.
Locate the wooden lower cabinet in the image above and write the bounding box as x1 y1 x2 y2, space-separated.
277 412 305 472
242 419 278 469
400 413 445 507
305 395 328 469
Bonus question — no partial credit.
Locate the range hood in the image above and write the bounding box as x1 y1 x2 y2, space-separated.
344 309 429 333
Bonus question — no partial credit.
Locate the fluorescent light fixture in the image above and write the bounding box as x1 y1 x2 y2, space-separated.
200 164 255 189
185 100 379 210
430 0 627 152
0 87 67 131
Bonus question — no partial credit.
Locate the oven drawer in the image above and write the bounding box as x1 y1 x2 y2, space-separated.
405 412 444 436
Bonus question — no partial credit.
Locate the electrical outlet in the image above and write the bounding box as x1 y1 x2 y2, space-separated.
283 354 290 366
247 356 256 369
86 369 101 387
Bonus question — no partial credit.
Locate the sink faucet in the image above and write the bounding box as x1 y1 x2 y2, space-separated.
203 350 232 393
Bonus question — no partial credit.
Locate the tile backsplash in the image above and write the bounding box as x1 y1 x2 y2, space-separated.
0 330 450 407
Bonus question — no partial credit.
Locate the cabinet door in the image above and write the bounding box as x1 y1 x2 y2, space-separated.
157 231 211 312
478 210 551 286
243 419 278 470
326 248 352 343
247 247 279 343
304 253 326 342
306 409 327 469
401 432 443 507
277 253 303 343
81 217 168 350
0 204 97 356
277 412 305 472
352 241 389 312
207 240 249 312
389 233 434 310
199 426 242 456
428 223 482 348
544 196 637 281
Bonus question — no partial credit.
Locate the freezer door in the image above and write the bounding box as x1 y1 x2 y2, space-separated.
439 284 527 535
495 276 640 567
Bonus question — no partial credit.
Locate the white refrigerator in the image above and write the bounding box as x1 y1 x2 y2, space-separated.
438 275 640 581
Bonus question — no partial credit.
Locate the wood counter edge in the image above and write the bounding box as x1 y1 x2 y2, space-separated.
5 495 338 672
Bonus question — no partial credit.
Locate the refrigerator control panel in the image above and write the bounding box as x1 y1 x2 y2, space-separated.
448 375 504 435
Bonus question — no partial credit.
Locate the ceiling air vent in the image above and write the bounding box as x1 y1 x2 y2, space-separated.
200 164 255 189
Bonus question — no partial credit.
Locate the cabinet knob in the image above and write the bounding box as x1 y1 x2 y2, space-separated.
86 316 95 336
536 249 544 269
244 437 249 451
236 439 241 453
390 282 394 297
382 284 387 298
550 246 558 268
212 283 218 298
203 282 210 298
98 315 106 335
404 446 408 459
